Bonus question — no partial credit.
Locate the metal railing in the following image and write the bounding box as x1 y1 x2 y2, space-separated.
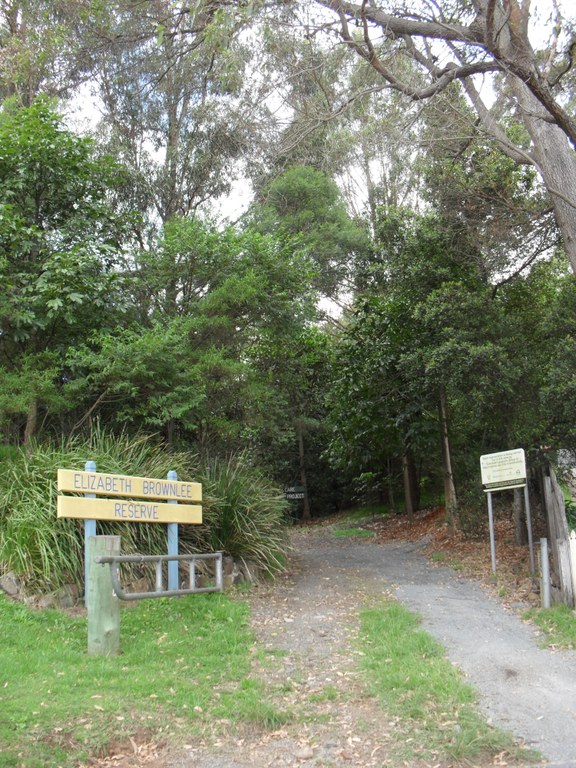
94 552 223 601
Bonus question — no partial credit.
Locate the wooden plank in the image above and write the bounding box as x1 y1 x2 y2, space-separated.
558 539 575 608
57 496 202 524
570 530 576 601
543 476 560 579
545 467 575 606
57 469 202 502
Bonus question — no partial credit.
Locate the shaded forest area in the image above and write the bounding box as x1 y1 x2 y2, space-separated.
1 0 576 530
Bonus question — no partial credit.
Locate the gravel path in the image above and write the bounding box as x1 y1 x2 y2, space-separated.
320 533 576 767
164 525 576 768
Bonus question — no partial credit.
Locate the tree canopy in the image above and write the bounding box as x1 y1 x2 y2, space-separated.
1 0 575 527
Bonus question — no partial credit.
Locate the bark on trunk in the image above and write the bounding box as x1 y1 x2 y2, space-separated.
402 452 414 518
386 457 396 511
438 386 457 530
513 487 528 545
23 397 38 450
296 418 311 522
512 79 576 273
401 446 419 518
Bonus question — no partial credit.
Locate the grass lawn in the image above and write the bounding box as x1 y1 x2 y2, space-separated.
359 600 537 764
0 593 281 767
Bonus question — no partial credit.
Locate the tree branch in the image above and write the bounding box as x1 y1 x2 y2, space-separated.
335 3 502 101
70 389 110 435
318 0 576 147
317 0 479 44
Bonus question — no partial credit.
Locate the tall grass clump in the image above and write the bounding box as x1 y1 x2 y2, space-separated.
0 428 289 593
0 428 192 591
193 454 289 576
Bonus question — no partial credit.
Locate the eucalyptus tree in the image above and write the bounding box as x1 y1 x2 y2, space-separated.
308 0 576 272
0 0 88 104
250 12 352 179
80 0 268 231
334 61 427 226
418 85 560 284
251 4 428 232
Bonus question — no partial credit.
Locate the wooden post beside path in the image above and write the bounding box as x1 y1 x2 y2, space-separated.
87 535 121 656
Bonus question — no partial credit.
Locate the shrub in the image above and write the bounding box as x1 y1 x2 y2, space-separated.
194 454 289 575
0 429 289 592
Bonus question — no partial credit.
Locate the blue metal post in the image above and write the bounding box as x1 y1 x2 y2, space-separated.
167 470 178 591
84 460 97 606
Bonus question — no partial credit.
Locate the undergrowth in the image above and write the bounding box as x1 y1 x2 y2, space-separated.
0 428 289 592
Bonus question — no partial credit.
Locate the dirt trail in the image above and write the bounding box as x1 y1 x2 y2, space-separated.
162 524 576 768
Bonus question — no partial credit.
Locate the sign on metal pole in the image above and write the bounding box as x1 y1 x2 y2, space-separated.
167 470 179 591
57 469 202 524
480 448 526 492
479 449 534 574
83 461 97 607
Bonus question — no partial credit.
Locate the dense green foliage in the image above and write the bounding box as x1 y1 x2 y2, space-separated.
249 165 370 296
326 208 576 521
0 98 131 444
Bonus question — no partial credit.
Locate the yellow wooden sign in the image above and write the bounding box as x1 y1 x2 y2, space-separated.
57 496 202 525
57 469 202 502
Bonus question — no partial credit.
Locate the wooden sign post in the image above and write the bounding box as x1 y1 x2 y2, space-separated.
87 535 120 656
57 466 203 597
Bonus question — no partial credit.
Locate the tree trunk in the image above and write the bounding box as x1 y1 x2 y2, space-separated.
386 457 396 511
493 1 576 271
23 396 37 450
512 80 576 273
513 487 528 545
402 452 413 518
166 418 175 451
438 385 457 530
401 446 419 518
317 0 576 272
296 418 311 522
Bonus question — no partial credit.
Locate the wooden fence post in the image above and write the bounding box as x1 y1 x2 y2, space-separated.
569 530 576 603
87 535 121 656
540 538 551 609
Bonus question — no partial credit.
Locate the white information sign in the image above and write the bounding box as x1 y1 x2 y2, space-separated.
480 448 526 492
